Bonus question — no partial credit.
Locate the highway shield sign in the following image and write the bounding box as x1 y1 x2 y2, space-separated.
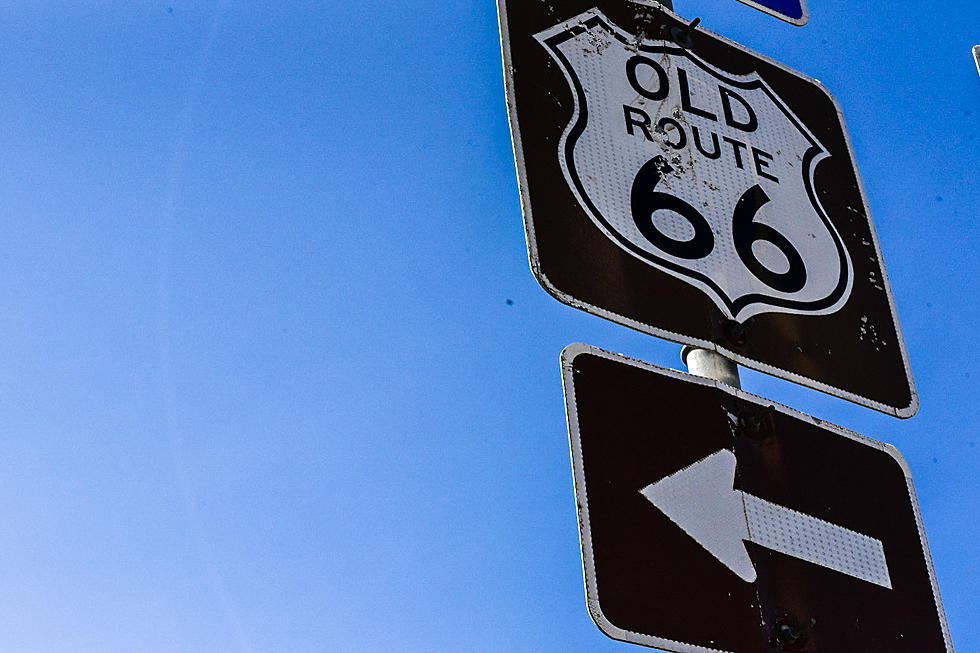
499 1 917 416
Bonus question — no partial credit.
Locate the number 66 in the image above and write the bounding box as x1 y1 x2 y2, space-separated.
631 155 807 294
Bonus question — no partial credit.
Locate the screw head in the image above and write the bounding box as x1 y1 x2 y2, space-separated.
775 617 816 651
723 319 747 347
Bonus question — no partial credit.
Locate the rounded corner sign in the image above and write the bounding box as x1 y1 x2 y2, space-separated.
735 0 809 26
560 345 952 652
499 0 917 417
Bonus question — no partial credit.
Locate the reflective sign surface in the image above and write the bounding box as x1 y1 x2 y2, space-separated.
499 0 917 416
561 343 952 652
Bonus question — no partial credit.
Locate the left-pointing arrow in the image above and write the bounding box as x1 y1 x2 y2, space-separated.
640 449 893 589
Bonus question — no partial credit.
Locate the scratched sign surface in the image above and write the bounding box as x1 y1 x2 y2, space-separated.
538 11 850 322
499 0 916 416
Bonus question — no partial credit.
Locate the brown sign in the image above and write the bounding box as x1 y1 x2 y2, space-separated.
561 343 951 652
500 0 916 416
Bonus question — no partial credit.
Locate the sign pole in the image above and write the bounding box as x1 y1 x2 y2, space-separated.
681 347 740 388
679 344 825 645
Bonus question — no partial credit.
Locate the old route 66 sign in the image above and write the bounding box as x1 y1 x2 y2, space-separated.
499 0 917 416
538 11 851 322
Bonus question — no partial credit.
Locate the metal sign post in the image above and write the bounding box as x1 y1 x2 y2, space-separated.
561 344 953 653
682 345 740 388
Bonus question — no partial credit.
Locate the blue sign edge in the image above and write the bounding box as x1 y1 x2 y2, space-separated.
735 0 809 26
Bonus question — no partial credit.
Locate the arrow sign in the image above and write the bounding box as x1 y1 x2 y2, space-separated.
562 344 952 652
641 449 892 589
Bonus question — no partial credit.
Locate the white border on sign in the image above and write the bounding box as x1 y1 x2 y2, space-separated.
559 342 953 653
496 1 919 418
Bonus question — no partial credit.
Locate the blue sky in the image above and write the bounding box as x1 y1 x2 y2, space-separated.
0 1 976 651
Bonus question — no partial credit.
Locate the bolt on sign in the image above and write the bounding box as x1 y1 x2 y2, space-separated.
561 343 953 653
498 0 917 416
734 0 809 26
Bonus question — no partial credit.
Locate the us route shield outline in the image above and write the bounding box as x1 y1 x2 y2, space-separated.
536 10 853 322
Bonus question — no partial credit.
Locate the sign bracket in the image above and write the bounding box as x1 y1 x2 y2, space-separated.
682 346 741 389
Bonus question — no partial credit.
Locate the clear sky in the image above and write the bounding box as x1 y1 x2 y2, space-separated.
0 1 976 651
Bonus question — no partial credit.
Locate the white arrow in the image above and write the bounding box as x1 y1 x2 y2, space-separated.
640 449 892 589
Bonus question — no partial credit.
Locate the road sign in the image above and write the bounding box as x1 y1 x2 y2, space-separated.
561 343 952 652
499 0 917 416
734 0 809 26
